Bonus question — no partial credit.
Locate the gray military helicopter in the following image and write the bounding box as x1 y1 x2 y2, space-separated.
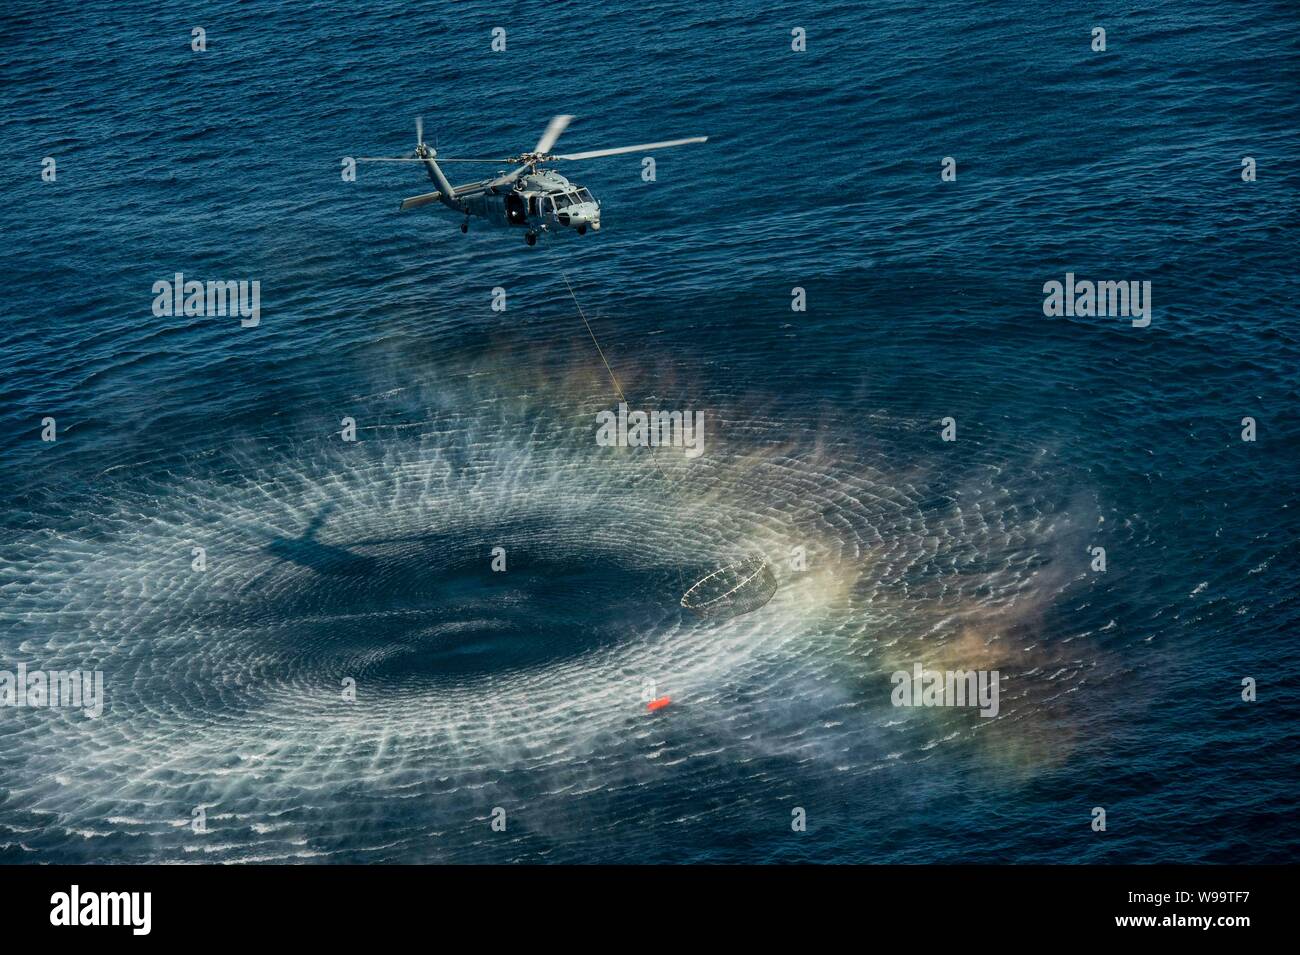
356 115 707 245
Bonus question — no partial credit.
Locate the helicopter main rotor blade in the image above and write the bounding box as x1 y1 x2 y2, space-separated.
355 157 510 163
534 114 574 155
552 136 708 161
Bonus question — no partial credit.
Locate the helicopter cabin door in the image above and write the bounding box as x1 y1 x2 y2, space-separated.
505 193 527 226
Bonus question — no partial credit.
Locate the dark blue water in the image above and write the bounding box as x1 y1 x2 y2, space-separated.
1 0 1297 863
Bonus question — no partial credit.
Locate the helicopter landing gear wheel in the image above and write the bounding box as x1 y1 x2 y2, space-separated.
577 225 587 236
460 220 468 233
525 232 537 246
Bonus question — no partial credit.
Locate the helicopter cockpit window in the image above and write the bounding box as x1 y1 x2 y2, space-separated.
574 188 593 203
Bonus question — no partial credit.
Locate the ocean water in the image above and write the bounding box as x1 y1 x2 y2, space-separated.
1 0 1297 863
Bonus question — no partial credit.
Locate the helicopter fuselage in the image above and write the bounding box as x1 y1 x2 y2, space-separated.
457 169 601 236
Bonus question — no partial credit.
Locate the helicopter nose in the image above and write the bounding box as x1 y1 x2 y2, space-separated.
560 202 600 230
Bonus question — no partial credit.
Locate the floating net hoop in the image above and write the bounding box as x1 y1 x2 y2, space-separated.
680 554 778 620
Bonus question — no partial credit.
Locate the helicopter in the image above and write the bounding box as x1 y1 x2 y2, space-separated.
356 115 707 245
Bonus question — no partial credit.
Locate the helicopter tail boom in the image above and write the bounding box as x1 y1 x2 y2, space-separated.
417 153 460 209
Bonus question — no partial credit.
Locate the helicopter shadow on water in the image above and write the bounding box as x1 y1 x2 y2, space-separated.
234 502 379 584
218 501 686 679
232 502 497 598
